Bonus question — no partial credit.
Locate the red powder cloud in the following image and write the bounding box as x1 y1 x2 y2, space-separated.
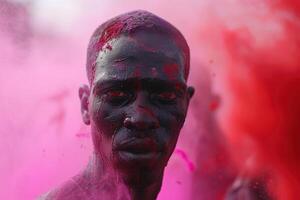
216 0 300 199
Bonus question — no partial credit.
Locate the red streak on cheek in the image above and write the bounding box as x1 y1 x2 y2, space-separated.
163 63 179 79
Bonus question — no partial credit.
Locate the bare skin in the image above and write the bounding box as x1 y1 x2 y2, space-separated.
40 29 194 200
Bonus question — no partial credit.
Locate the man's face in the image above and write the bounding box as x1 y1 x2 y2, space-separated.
80 30 193 181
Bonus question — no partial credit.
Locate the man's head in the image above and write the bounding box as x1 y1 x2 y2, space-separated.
79 10 194 186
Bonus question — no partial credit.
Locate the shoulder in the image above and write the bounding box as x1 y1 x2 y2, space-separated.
37 178 88 200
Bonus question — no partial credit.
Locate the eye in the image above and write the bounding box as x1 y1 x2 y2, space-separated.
104 90 131 106
154 91 177 104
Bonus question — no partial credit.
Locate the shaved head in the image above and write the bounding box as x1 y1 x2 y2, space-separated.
86 10 190 85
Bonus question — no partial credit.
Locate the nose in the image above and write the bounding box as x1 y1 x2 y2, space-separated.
123 104 159 131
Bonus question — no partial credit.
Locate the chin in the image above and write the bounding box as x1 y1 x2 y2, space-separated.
118 165 164 187
114 150 166 168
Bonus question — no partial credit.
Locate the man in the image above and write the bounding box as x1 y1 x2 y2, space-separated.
40 10 194 200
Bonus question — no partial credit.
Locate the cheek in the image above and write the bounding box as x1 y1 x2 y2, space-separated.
90 99 125 157
158 105 187 151
163 103 187 129
90 98 124 138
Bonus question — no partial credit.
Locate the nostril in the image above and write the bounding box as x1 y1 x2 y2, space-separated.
124 117 134 129
123 116 159 130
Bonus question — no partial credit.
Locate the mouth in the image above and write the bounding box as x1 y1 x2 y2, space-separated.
118 151 159 161
113 138 161 161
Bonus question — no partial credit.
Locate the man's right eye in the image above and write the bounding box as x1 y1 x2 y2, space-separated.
103 90 131 106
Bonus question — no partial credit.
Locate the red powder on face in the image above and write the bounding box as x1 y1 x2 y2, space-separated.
95 21 124 52
86 10 190 86
106 44 112 51
163 63 179 79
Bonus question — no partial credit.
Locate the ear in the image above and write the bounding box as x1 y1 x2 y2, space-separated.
187 86 195 100
79 84 91 125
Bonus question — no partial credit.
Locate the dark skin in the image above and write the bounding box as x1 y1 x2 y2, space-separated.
43 30 194 200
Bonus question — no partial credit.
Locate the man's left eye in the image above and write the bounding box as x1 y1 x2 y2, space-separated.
154 91 177 104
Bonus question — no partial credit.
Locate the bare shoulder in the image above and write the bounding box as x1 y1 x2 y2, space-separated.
37 171 117 200
37 178 88 200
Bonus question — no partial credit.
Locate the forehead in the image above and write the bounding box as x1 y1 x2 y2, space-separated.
93 31 186 86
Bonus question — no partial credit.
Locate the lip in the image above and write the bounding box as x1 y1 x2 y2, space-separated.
115 138 159 151
113 138 161 161
118 150 160 161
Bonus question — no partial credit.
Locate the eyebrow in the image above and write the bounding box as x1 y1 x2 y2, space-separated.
93 78 187 94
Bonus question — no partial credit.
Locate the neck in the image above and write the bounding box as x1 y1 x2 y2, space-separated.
125 170 163 200
81 152 163 200
128 182 162 200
